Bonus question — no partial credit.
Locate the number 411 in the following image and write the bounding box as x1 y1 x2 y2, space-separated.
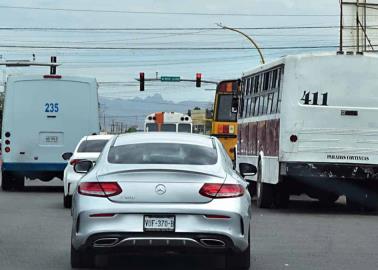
301 91 328 106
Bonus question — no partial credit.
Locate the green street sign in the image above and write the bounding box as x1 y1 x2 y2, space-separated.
160 76 181 82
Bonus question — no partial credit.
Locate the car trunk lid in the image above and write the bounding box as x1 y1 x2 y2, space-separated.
97 165 226 204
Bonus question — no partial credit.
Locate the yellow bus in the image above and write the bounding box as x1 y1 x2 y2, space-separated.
211 80 240 161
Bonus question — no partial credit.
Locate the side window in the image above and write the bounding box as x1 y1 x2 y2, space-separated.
245 78 250 96
244 97 248 118
249 77 254 95
253 75 260 93
245 98 250 118
254 96 260 116
263 95 269 115
272 69 278 89
267 93 274 114
263 72 270 91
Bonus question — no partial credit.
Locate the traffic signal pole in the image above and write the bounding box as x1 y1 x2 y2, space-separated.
136 74 218 91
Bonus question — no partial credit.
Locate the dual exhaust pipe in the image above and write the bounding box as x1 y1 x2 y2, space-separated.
93 237 226 248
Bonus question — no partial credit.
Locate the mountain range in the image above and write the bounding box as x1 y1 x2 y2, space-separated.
99 94 213 130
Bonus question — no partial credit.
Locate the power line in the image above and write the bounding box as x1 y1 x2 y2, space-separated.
0 5 342 17
0 26 342 31
0 44 346 50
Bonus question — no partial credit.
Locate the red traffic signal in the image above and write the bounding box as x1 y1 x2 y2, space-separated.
139 72 145 91
196 73 201 88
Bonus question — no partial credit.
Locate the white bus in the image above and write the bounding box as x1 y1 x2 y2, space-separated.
237 52 378 210
1 74 100 190
144 112 192 133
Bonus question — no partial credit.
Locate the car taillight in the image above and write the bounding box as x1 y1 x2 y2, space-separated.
78 182 122 197
205 215 231 219
199 183 244 198
90 213 116 218
70 159 83 166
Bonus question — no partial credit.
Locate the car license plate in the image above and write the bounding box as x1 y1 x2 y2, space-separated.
143 215 175 232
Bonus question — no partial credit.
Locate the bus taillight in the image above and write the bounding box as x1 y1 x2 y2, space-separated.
290 135 298 143
218 124 230 134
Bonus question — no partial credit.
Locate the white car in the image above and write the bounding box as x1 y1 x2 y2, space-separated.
62 134 113 208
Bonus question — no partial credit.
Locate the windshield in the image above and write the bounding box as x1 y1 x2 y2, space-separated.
216 94 237 122
108 143 217 165
77 139 109 153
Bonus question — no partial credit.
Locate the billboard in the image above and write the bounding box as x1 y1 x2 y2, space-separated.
341 0 378 52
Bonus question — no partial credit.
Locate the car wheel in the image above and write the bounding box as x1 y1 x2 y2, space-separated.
63 194 72 209
226 232 250 270
256 161 274 209
1 171 13 191
71 245 94 269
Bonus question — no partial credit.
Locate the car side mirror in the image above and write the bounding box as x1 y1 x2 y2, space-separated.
74 160 93 174
239 163 257 178
62 152 73 161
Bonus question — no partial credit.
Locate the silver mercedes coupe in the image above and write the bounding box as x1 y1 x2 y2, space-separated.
70 132 254 269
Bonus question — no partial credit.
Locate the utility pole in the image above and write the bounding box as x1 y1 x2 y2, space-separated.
216 23 265 64
339 1 344 52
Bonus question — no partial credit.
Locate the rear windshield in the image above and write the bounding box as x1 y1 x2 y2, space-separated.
77 139 109 153
161 124 176 132
108 143 217 165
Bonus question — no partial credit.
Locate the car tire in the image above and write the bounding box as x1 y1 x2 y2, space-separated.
63 194 72 209
226 232 251 270
1 171 13 191
256 161 274 209
70 245 94 269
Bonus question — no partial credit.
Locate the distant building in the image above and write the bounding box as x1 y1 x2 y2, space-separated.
189 107 212 135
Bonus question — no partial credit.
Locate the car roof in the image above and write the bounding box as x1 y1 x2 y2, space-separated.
83 134 114 141
114 132 215 148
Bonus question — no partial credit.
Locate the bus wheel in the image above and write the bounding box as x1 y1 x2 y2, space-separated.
14 176 25 191
256 161 274 208
1 171 13 191
318 193 339 207
275 183 290 209
346 192 377 212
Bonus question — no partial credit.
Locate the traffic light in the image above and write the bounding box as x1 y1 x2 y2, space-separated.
139 72 145 91
196 73 201 88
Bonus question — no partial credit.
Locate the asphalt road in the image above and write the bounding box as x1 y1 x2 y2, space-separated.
0 181 377 270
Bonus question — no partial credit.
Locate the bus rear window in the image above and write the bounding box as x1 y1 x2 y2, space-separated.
178 124 192 133
161 124 177 132
146 123 158 132
216 94 237 122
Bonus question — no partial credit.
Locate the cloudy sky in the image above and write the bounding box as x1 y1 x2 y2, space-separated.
0 0 341 102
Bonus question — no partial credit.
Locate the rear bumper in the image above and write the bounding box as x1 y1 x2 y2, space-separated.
80 232 236 254
2 162 67 172
71 195 251 253
281 162 378 180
